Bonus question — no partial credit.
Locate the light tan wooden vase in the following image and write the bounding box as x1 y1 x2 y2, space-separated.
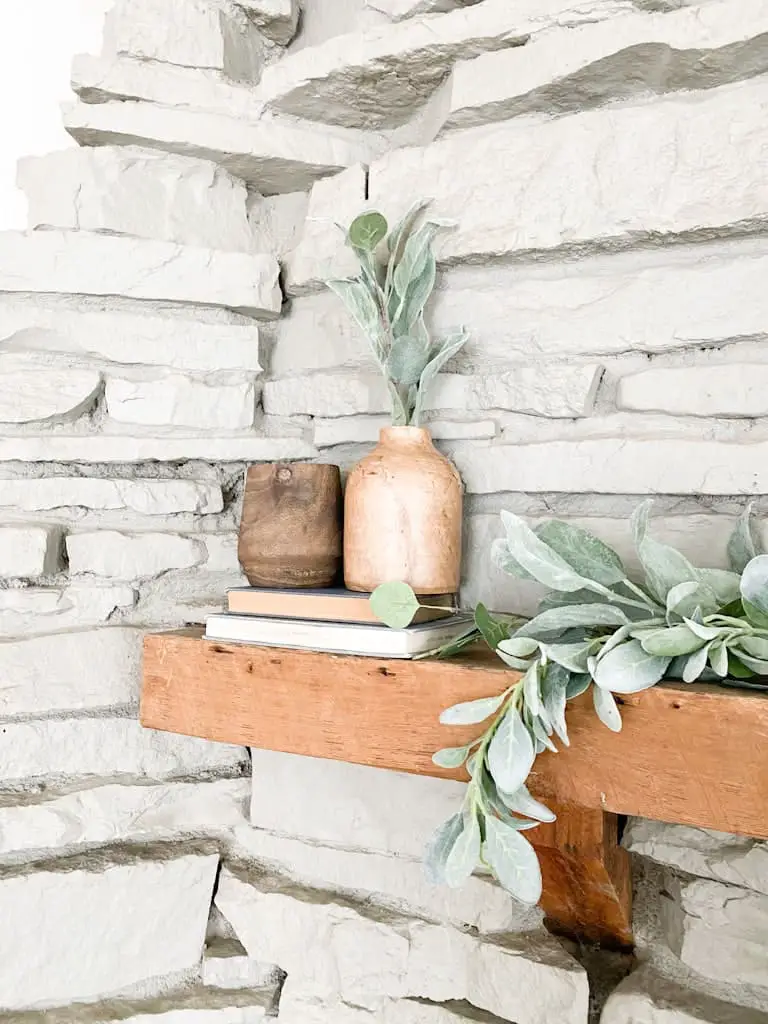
343 426 462 594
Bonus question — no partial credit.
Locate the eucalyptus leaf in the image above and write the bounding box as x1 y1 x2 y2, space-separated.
491 538 535 581
498 783 556 823
500 511 590 593
423 812 464 884
535 520 626 586
432 745 472 768
487 705 535 795
443 812 481 887
593 639 670 694
369 581 419 628
593 685 622 732
440 694 506 726
515 604 630 639
483 816 543 905
640 625 704 658
348 211 388 251
474 603 510 649
727 503 761 574
566 673 592 699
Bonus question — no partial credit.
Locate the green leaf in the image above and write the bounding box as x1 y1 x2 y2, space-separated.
439 694 506 726
515 604 630 639
709 642 729 678
683 618 723 641
665 581 702 621
444 811 481 887
498 783 555 823
491 538 535 581
683 643 711 683
529 713 557 752
500 511 590 592
730 648 768 674
522 662 542 716
566 673 591 699
535 520 626 586
728 652 756 678
697 569 742 609
424 812 464 884
487 705 535 795
412 328 470 426
386 199 431 276
739 635 768 659
386 334 430 386
474 603 510 650
727 503 762 574
593 639 670 694
639 625 705 658
393 221 443 300
326 278 382 353
541 641 592 673
432 745 472 768
392 252 437 335
631 500 704 603
740 554 768 615
483 816 542 905
369 581 419 629
593 685 622 732
497 636 539 659
541 663 569 746
742 598 768 629
348 211 388 251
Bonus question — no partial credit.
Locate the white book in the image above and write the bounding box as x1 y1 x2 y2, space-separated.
204 612 474 659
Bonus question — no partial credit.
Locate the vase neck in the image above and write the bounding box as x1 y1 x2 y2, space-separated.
379 426 432 447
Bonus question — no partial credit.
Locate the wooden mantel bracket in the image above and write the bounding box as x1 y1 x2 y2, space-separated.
141 629 768 951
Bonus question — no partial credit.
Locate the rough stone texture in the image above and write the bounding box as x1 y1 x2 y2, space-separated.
0 354 101 425
0 478 222 515
0 436 316 464
601 966 767 1024
624 820 768 897
664 879 768 988
0 718 246 790
443 0 768 133
103 0 264 80
617 363 768 417
0 627 142 719
67 532 204 579
369 77 768 264
0 300 262 373
369 0 486 19
0 854 218 1010
0 232 281 319
63 100 379 194
259 0 631 127
0 526 62 578
105 376 258 430
0 584 135 638
450 440 768 495
110 1010 269 1024
0 779 248 858
313 415 496 445
216 871 588 1022
202 944 277 991
276 240 768 366
17 147 253 252
262 373 390 417
232 826 541 934
237 0 299 44
202 533 241 573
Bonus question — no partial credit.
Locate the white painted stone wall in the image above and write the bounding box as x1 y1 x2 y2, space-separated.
0 0 766 1021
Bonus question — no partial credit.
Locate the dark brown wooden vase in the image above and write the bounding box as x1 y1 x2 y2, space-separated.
238 463 342 588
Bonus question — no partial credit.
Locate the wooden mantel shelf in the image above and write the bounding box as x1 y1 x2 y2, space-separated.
141 629 768 950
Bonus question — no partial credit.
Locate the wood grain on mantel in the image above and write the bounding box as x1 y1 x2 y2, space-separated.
141 629 768 950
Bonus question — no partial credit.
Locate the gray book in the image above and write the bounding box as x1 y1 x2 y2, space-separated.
204 612 474 659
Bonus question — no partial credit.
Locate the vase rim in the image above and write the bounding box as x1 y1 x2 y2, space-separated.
379 425 431 443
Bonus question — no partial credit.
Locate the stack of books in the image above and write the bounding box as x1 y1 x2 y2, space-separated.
204 587 472 659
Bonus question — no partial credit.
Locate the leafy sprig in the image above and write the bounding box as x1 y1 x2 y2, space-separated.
370 502 768 905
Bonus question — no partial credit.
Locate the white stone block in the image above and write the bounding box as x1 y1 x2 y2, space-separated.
444 0 768 132
313 415 495 446
0 854 218 1010
0 526 61 577
0 779 248 858
250 751 466 859
617 363 768 417
601 965 761 1024
259 0 630 127
203 945 277 990
275 240 768 368
0 353 100 424
429 366 603 417
104 0 263 80
263 373 389 417
0 478 222 515
67 531 204 579
0 300 262 374
369 0 485 19
0 584 135 638
117 1009 268 1024
664 879 768 987
0 627 142 719
63 100 377 194
0 717 246 789
450 439 768 495
237 0 299 43
233 826 540 933
105 375 258 430
0 436 316 464
216 871 588 1022
0 232 281 319
370 78 768 264
624 819 768 897
18 147 252 251
203 533 241 573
